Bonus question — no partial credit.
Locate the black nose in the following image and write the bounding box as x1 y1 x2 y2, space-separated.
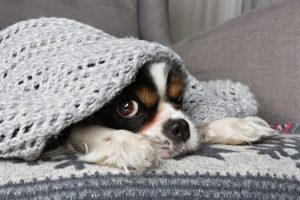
163 119 190 142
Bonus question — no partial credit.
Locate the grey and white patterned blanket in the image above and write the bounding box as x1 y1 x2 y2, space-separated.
0 134 299 199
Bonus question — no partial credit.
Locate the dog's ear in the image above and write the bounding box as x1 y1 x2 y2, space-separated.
135 86 158 107
167 66 186 100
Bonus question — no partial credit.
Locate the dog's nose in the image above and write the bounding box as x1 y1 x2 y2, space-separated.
163 119 190 142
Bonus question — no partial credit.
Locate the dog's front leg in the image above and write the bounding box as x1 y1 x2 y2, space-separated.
68 126 159 173
200 117 277 145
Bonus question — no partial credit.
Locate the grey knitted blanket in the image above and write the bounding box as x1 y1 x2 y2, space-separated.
0 18 257 161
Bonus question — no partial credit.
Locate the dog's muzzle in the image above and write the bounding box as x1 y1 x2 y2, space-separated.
162 119 190 142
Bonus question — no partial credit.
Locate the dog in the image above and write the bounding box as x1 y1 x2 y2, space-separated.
44 62 276 172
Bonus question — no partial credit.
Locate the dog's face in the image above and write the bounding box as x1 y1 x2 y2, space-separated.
94 62 200 158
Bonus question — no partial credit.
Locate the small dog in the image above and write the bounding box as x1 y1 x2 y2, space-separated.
44 62 275 172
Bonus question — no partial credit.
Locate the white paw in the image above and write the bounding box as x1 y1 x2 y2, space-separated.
70 128 159 173
201 117 278 145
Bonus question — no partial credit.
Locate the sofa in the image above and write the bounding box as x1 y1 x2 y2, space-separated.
0 0 299 199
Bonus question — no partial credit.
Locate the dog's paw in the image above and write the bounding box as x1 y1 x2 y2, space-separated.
75 129 159 173
201 117 277 145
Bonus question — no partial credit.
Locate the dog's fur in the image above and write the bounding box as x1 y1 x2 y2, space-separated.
44 62 276 173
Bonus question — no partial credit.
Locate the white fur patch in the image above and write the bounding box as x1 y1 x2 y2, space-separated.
149 62 168 97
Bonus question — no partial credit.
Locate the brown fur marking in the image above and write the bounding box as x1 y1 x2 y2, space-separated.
168 75 185 98
135 86 158 107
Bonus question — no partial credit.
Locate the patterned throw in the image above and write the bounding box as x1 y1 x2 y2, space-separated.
0 134 299 199
0 18 299 199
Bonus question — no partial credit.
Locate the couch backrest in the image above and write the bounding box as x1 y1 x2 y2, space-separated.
0 0 172 44
0 0 139 37
138 0 172 45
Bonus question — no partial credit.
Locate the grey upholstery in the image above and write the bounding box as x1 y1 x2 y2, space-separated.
0 0 139 38
173 0 300 123
0 0 173 43
138 0 172 44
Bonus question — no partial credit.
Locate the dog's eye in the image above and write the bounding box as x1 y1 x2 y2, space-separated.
118 100 139 118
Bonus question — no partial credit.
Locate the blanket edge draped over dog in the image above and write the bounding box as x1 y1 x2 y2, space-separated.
0 18 257 161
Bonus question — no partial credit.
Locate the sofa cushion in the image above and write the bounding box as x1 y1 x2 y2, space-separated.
0 0 138 37
172 0 300 123
138 0 172 45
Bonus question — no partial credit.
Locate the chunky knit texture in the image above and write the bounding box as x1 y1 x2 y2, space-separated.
0 18 257 161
